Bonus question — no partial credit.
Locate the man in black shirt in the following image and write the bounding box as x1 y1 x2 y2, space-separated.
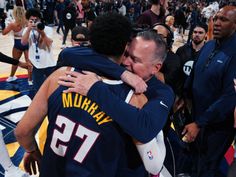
153 23 182 98
176 23 208 89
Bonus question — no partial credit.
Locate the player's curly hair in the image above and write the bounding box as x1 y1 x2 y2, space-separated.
25 8 42 20
90 13 132 59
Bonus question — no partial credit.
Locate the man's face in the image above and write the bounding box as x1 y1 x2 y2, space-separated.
122 37 161 81
28 16 40 27
192 27 206 45
213 7 236 39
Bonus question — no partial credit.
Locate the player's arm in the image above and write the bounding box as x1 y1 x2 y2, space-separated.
15 67 68 150
14 67 67 174
57 50 147 93
14 77 49 174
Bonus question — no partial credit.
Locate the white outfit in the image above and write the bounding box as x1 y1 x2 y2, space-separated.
23 26 56 69
118 5 126 16
23 26 56 92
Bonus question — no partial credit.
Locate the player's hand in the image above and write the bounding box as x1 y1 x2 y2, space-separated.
23 148 42 175
58 70 101 95
121 70 147 94
182 122 200 143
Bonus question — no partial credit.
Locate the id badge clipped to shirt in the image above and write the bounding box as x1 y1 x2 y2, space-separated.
35 54 40 61
34 43 40 62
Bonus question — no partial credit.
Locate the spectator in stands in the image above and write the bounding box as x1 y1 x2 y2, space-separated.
136 0 166 27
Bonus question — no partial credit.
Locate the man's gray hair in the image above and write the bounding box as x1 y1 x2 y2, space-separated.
136 30 167 62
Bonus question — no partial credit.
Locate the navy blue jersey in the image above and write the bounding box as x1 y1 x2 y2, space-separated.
40 77 132 177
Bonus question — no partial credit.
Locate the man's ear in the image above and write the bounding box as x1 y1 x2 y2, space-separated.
152 62 162 75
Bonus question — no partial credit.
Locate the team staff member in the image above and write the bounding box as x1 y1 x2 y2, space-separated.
183 6 236 177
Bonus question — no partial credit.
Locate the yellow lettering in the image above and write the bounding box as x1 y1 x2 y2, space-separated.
98 116 112 125
87 103 98 115
74 94 83 108
62 93 72 108
93 111 105 122
81 98 91 111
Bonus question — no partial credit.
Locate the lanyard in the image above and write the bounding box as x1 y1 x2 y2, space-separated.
32 30 40 53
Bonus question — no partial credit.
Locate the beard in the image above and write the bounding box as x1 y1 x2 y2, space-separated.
192 39 204 45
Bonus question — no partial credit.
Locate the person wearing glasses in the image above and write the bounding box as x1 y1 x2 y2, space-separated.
21 8 56 94
152 23 182 100
182 6 236 177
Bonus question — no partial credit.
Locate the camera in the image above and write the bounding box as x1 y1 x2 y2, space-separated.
36 22 45 30
30 19 45 30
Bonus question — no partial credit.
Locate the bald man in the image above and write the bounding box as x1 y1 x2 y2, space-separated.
182 5 236 177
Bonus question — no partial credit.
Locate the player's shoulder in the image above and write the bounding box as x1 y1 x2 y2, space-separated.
47 67 68 95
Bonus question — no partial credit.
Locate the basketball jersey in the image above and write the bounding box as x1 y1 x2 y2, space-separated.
40 75 133 177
